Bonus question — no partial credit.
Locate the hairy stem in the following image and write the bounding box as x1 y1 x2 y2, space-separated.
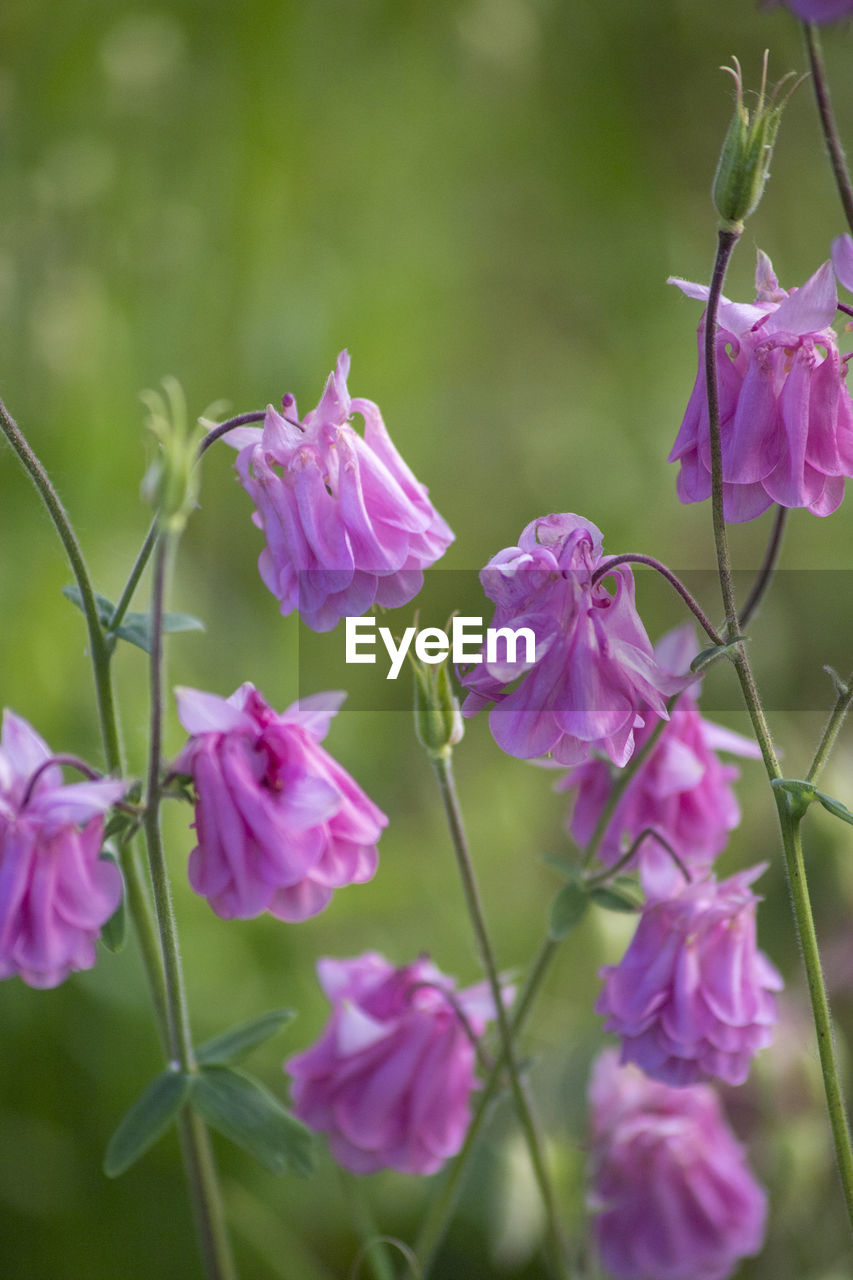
807 670 853 785
429 751 571 1280
593 554 723 645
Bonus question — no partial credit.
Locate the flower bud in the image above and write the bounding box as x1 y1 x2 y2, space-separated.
413 652 463 757
140 378 199 534
711 54 797 232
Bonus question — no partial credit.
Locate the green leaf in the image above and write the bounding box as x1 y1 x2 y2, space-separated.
63 584 204 654
770 777 816 821
690 636 745 674
548 882 589 940
191 1066 314 1176
196 1010 297 1067
104 1069 191 1177
99 844 127 954
590 886 640 913
541 852 582 881
815 791 853 827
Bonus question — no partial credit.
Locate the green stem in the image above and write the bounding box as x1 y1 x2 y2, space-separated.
807 671 853 785
110 518 158 632
803 21 853 237
429 751 571 1280
145 532 238 1280
703 231 853 1232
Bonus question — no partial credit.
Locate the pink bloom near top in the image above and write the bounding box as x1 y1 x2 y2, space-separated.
597 866 783 1088
460 513 683 767
773 0 853 19
0 711 124 988
286 951 505 1175
229 351 454 632
669 251 853 522
173 685 386 922
562 626 761 898
587 1049 767 1280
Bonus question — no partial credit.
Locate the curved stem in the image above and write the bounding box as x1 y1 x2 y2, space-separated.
703 231 853 1230
807 670 853 785
144 532 237 1279
739 506 788 629
592 554 723 645
429 751 571 1280
198 410 266 456
803 21 853 237
586 826 691 889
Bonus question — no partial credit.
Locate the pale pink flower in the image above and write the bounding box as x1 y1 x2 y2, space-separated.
286 952 504 1174
669 251 853 521
173 684 386 922
588 1049 767 1280
597 866 783 1087
0 711 124 988
228 351 454 631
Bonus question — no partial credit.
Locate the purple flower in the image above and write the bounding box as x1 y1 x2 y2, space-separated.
173 684 386 922
669 251 853 521
286 952 504 1175
833 233 853 295
561 627 760 897
0 711 124 988
228 351 454 632
588 1049 767 1280
459 513 683 767
597 866 783 1086
771 0 853 20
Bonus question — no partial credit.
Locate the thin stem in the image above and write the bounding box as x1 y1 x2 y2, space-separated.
739 506 788 629
593 554 723 645
703 231 853 1229
144 532 237 1280
586 826 691 889
803 21 853 237
198 410 266 456
807 670 853 785
429 751 571 1280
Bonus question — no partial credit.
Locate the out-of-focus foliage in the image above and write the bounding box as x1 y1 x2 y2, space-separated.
1 2 852 1276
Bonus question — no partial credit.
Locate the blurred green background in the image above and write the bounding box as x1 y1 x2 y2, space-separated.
2 1 853 1276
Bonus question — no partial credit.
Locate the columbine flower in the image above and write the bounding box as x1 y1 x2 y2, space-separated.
286 952 505 1175
669 251 853 521
597 866 783 1087
772 0 853 20
0 711 124 988
228 351 454 632
833 233 853 295
173 684 386 922
561 627 760 897
588 1049 767 1280
459 513 683 767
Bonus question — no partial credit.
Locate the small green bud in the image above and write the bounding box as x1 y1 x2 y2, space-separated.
711 53 800 233
413 652 463 757
140 377 200 534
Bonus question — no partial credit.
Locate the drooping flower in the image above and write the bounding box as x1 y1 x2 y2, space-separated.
587 1049 767 1280
561 626 760 897
669 251 853 521
771 0 853 21
286 952 506 1175
458 513 684 767
597 866 783 1087
173 684 386 922
228 351 454 632
0 711 125 988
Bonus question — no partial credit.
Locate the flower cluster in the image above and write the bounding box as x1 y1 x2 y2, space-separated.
286 952 504 1175
229 351 454 632
0 711 124 988
460 513 683 767
669 252 853 521
173 684 386 922
587 1049 767 1280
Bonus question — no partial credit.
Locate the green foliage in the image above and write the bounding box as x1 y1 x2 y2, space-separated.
104 1069 192 1178
190 1066 314 1177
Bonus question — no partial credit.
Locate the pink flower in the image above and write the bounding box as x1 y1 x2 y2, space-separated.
588 1049 767 1280
0 711 125 988
173 685 386 922
459 513 683 767
228 351 454 632
669 251 853 521
833 233 853 295
286 952 504 1175
561 627 760 897
597 866 783 1086
772 0 853 19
